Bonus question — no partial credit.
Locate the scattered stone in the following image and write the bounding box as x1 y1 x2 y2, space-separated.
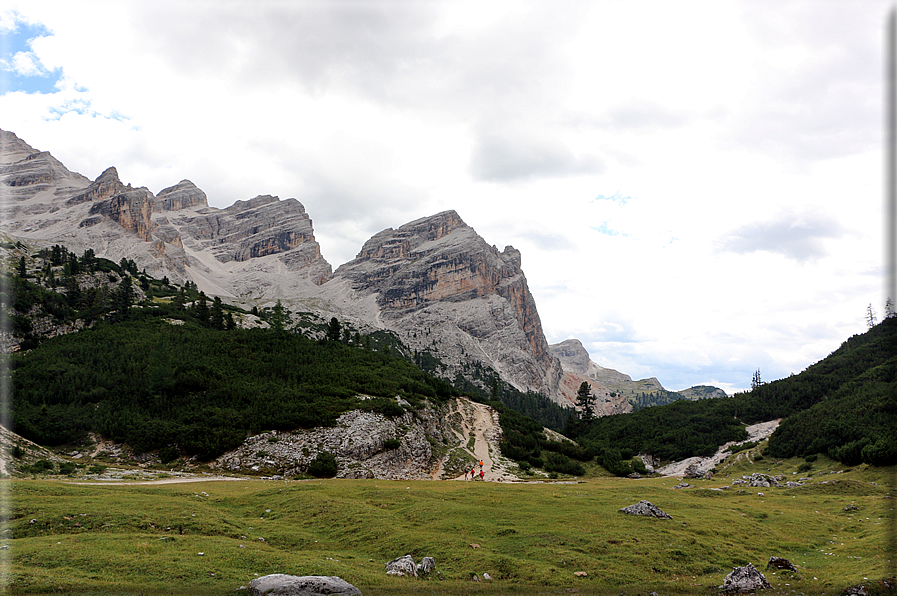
472 574 480 582
469 543 481 549
684 463 703 479
248 574 362 595
627 472 642 479
672 482 692 489
786 481 802 488
718 563 772 592
842 585 868 596
620 500 672 519
385 554 417 577
767 556 797 572
415 557 435 576
483 572 492 580
844 504 859 512
574 571 588 577
749 473 781 488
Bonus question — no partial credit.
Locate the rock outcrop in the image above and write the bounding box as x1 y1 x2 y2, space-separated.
385 555 417 577
619 500 672 519
247 574 361 596
213 396 508 481
331 211 563 399
718 563 772 592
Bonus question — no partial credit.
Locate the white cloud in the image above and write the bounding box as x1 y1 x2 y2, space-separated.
1 0 889 394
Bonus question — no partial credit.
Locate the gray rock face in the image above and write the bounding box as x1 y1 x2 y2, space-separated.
385 555 417 577
216 401 456 480
332 210 562 400
416 557 435 576
718 563 772 592
0 129 332 290
248 574 361 595
619 500 672 519
154 179 207 211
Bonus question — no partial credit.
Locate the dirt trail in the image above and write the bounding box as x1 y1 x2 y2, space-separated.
657 419 782 477
441 398 517 482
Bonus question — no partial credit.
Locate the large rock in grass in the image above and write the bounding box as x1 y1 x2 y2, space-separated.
718 563 772 592
385 554 417 577
248 574 361 595
619 500 672 519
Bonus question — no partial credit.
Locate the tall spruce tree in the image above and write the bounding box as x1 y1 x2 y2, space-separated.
576 381 594 419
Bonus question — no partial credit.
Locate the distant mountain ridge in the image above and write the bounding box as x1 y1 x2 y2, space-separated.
0 128 722 406
549 339 726 415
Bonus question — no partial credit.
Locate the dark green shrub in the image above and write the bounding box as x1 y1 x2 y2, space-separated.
22 459 54 474
88 463 107 474
57 461 76 475
159 446 179 464
307 451 337 478
544 451 585 476
10 445 24 459
383 438 401 450
804 453 818 462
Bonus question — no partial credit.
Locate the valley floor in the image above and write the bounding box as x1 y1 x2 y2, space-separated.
4 455 894 595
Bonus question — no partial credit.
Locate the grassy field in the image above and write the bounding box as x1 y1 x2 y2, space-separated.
2 455 894 595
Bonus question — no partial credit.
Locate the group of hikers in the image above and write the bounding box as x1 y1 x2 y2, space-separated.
466 459 486 480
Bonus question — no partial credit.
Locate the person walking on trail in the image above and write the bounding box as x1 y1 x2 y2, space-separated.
479 460 483 470
479 469 484 480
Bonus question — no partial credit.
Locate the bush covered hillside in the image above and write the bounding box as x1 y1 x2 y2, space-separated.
10 319 458 459
566 316 897 473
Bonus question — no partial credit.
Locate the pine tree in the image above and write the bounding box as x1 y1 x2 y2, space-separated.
576 381 594 419
270 300 289 333
211 296 224 330
326 317 341 342
751 369 762 390
866 303 877 329
194 291 210 325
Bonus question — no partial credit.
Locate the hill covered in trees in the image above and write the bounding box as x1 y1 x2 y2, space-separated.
564 316 897 474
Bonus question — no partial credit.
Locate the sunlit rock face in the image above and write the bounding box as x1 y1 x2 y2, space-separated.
332 210 563 400
0 128 333 292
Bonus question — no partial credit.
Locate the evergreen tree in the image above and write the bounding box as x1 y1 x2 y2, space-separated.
211 296 224 330
867 303 877 328
751 369 762 390
17 256 26 278
194 292 210 325
576 381 594 419
270 300 289 333
326 317 341 342
112 275 134 321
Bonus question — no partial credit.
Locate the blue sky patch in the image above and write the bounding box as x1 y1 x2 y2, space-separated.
592 191 631 205
0 19 63 95
590 221 629 237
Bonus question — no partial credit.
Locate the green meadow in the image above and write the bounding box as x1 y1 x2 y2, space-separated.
4 457 893 595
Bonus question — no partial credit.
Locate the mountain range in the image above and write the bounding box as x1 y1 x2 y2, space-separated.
0 128 723 409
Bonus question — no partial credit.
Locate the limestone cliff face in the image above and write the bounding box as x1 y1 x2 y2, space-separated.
86 188 157 242
0 129 332 291
154 179 207 211
67 167 129 206
333 211 562 399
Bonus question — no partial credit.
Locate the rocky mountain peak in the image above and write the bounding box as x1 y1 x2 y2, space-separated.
67 167 128 206
0 129 38 164
155 179 208 211
550 338 592 375
331 210 562 399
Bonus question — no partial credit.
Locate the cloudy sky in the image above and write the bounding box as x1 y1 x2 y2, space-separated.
1 1 891 394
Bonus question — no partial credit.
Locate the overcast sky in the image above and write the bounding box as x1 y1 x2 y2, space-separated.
1 1 891 394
